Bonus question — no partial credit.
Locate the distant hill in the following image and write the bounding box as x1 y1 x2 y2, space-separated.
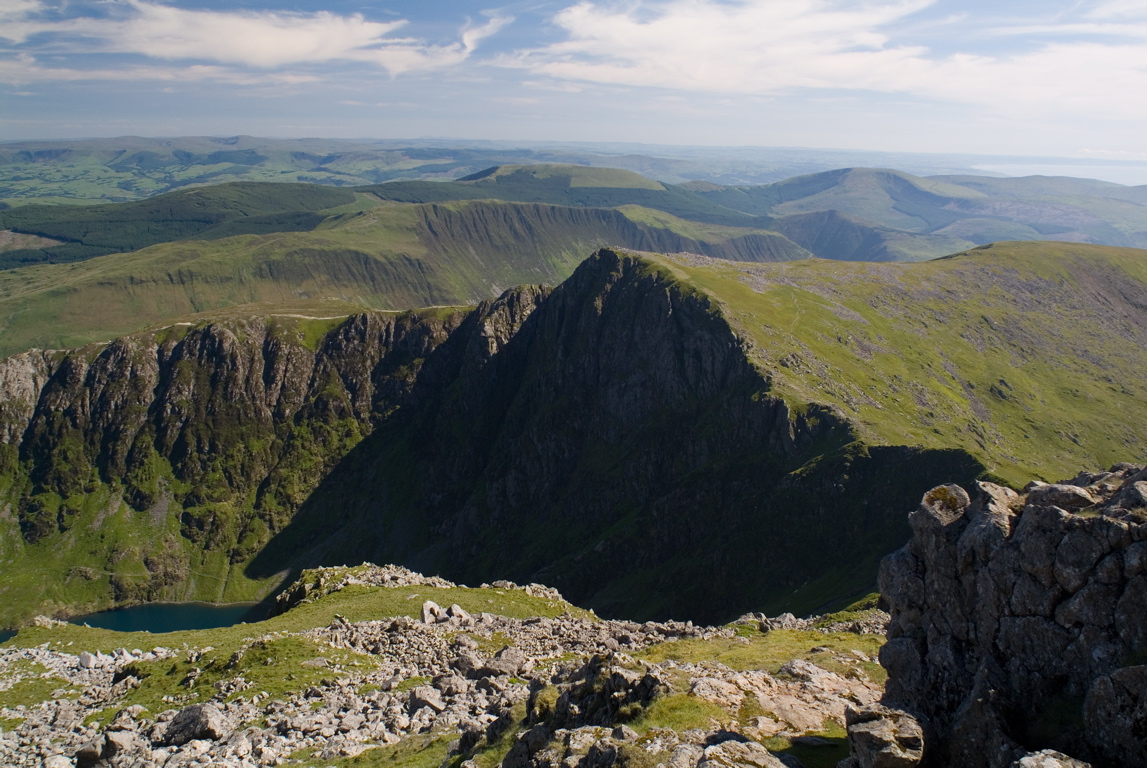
0 135 1040 206
3 163 1147 360
0 182 356 267
360 163 749 224
693 167 1147 248
0 199 808 358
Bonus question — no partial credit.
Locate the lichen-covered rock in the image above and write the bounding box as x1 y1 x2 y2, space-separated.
876 467 1147 767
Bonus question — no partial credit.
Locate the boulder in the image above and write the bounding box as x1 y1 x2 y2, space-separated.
162 703 232 746
103 730 138 759
409 685 447 713
421 600 444 624
845 705 923 768
73 737 104 768
699 739 788 768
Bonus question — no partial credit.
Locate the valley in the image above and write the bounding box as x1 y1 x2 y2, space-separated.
1 242 1144 632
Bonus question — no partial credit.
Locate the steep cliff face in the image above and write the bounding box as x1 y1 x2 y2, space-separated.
0 248 983 627
879 468 1147 767
0 309 466 621
415 201 809 267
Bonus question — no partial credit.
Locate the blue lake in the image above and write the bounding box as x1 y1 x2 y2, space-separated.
67 602 269 634
0 630 15 644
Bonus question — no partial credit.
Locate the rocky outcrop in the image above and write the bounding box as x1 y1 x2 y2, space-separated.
840 704 924 768
876 464 1147 767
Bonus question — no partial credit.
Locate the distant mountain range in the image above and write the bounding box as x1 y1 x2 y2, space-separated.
0 135 1068 205
2 163 1146 359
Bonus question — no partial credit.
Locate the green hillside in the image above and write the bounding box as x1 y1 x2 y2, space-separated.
0 199 808 358
13 163 1113 282
0 137 558 205
255 242 1147 621
363 163 749 223
1 242 1145 627
663 241 1147 485
768 210 974 262
0 182 357 268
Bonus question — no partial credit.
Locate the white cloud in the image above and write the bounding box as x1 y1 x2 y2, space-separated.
100 1 407 68
500 0 1147 121
0 0 510 79
358 15 512 76
0 52 319 84
1087 0 1147 19
505 0 935 92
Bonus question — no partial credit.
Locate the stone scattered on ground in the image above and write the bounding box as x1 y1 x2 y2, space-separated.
0 564 885 768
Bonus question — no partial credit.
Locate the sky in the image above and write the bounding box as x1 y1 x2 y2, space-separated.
2 0 1147 163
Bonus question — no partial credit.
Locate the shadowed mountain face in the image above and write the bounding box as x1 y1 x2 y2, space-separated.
3 242 1147 628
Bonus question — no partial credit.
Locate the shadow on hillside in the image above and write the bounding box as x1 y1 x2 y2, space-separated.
244 420 431 591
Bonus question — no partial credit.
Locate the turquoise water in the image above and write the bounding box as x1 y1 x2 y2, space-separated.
0 630 14 644
67 602 268 634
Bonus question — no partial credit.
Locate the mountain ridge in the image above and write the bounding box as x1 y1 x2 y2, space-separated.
2 241 1145 628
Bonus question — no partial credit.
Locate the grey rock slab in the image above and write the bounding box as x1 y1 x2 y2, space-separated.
1009 750 1090 768
409 686 447 713
844 704 923 768
421 600 444 624
162 703 232 746
699 739 787 768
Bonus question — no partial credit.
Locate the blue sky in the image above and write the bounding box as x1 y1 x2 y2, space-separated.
2 0 1146 160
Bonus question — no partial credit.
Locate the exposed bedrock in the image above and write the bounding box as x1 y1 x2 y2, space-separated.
876 465 1147 767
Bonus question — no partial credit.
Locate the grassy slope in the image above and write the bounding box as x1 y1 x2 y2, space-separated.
0 197 817 358
656 241 1147 485
3 242 1144 626
0 182 360 268
0 201 596 357
364 164 750 224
